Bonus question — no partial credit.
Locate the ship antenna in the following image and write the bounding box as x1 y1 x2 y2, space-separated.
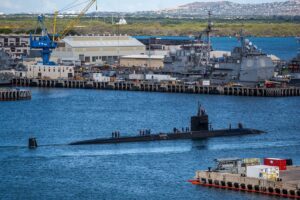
198 102 201 116
207 11 212 66
240 29 246 55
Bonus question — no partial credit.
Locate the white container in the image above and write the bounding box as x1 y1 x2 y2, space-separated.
202 80 210 86
145 74 176 82
129 74 144 80
246 165 279 180
92 73 110 82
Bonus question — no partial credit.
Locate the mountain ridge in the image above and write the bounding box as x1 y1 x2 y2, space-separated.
157 0 300 16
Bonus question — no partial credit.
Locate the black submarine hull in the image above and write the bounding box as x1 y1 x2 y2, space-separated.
69 128 263 146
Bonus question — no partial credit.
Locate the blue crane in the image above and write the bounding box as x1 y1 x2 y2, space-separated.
29 0 97 66
30 15 57 65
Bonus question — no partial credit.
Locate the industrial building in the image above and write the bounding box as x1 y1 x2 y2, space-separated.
0 34 30 59
120 55 164 69
52 35 145 65
26 63 74 79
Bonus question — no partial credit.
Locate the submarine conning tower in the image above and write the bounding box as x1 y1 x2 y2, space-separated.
191 104 209 131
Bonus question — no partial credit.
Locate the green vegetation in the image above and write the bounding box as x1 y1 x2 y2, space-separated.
0 16 299 37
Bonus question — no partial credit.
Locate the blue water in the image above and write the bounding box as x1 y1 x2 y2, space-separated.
212 37 299 60
1 88 300 200
0 37 300 199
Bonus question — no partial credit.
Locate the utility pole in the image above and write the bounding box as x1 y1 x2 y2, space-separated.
148 37 151 68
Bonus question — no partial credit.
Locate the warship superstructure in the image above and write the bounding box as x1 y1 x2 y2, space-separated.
162 12 275 85
0 50 15 85
0 49 27 86
288 37 300 86
163 12 213 75
211 31 275 85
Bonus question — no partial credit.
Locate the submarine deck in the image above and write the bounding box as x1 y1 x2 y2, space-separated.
69 128 263 145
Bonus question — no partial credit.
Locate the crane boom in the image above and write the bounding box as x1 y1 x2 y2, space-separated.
58 0 97 40
30 0 97 65
53 10 59 41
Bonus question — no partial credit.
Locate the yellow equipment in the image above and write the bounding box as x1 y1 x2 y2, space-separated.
52 10 59 41
53 0 97 41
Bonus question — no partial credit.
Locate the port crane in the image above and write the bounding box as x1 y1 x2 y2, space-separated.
30 0 97 65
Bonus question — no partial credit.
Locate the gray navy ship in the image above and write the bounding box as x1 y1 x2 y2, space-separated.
163 12 275 86
211 31 275 86
287 37 300 86
163 12 213 76
0 49 27 86
0 50 15 86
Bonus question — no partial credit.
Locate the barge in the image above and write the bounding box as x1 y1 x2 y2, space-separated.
70 105 264 145
189 158 300 199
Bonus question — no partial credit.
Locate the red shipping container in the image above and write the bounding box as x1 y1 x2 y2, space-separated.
264 158 287 170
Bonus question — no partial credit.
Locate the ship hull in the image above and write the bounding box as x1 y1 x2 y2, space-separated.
0 80 12 86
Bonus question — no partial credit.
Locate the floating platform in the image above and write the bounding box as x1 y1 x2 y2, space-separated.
13 78 300 97
0 89 31 101
189 166 300 199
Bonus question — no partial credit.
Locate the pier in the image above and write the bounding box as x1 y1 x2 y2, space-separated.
190 166 300 199
0 88 31 101
12 78 300 97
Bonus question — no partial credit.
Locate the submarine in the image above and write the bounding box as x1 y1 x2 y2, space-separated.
70 105 265 146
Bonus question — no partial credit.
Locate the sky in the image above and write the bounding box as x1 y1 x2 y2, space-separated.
0 0 287 14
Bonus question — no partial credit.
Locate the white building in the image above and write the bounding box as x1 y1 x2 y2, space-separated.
52 35 145 64
26 63 74 79
120 55 165 69
116 17 127 25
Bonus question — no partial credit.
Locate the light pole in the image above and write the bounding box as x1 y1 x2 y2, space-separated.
148 37 151 68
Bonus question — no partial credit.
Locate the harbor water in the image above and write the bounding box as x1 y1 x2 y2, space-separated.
1 89 300 199
0 37 300 199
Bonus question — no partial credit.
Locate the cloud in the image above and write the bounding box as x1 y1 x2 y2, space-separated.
40 0 57 13
0 0 21 13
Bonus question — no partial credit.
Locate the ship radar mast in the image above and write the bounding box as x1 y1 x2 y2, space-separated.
207 11 213 66
197 102 206 116
297 37 300 57
196 11 213 68
239 29 246 56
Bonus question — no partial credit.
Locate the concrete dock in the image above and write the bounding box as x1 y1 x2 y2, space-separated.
190 166 300 198
12 78 300 97
0 88 31 101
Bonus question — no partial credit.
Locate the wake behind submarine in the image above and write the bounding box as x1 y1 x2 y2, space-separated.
69 105 265 146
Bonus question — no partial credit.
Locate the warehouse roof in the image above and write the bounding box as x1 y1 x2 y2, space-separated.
121 55 164 59
133 35 195 41
63 35 145 48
